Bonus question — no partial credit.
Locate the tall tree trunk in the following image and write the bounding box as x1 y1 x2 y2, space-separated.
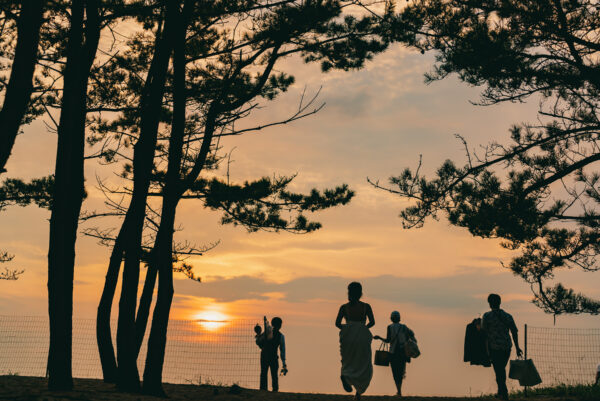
141 22 187 393
140 206 177 396
114 2 180 392
47 0 100 391
0 0 44 173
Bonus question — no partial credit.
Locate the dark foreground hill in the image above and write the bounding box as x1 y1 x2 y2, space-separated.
0 376 597 401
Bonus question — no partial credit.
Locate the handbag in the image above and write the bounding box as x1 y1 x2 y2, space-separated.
404 338 421 359
374 341 391 366
509 357 542 386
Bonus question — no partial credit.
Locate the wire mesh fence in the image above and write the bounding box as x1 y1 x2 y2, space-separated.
525 325 600 387
0 315 260 388
3 316 599 390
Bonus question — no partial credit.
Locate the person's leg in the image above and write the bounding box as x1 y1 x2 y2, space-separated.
260 355 268 390
498 350 510 399
490 349 510 399
398 359 406 395
489 350 501 396
270 358 279 392
390 355 405 395
340 375 353 392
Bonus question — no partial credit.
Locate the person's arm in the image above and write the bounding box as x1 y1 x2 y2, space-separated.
375 325 391 342
365 303 375 329
335 305 345 329
509 315 523 357
279 333 286 367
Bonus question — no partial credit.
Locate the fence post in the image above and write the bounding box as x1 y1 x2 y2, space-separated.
524 324 528 397
524 324 528 359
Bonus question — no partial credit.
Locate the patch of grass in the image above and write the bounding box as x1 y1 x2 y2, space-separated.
513 384 600 399
1 371 20 376
184 375 227 387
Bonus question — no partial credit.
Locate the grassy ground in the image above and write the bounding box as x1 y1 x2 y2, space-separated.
1 376 598 401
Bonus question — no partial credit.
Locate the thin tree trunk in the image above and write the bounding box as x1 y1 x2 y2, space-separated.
47 0 100 391
135 261 158 357
115 2 180 392
96 227 126 383
0 0 44 173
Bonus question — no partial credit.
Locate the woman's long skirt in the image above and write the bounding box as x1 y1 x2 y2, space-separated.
339 322 373 394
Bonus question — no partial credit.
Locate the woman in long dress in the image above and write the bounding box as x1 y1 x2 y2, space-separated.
335 282 375 399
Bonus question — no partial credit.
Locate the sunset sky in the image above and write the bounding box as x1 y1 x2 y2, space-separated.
1 40 599 396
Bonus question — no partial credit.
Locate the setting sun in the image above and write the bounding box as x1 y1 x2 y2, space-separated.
194 310 230 331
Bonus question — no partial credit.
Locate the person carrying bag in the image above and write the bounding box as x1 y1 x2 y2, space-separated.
374 311 418 397
481 294 523 401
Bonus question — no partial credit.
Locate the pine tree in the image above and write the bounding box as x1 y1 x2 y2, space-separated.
83 0 396 393
378 0 600 315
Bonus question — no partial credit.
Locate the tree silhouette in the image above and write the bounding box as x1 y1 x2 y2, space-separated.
44 0 103 390
0 252 23 280
85 1 185 390
0 176 54 281
80 0 395 394
0 1 48 287
0 1 44 174
0 176 54 210
0 0 155 390
375 0 600 315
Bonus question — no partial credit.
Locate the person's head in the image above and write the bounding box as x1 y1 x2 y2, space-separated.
271 317 282 331
488 293 502 310
390 311 400 323
254 324 262 335
347 282 362 303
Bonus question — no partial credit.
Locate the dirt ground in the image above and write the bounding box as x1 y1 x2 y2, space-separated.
0 376 588 401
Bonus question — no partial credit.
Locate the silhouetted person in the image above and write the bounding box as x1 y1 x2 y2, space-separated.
255 316 286 392
374 311 416 397
482 294 522 400
335 282 375 400
596 363 599 385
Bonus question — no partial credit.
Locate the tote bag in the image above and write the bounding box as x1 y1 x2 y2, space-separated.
374 341 391 366
509 358 542 386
